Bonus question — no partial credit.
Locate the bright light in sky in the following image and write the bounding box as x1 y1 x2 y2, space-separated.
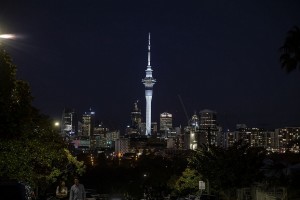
0 34 16 39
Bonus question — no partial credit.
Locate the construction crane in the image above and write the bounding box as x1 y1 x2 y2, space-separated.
177 94 190 126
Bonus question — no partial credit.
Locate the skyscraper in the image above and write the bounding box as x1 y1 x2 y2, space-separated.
82 108 95 137
61 108 78 137
199 109 218 146
160 112 173 132
142 33 156 135
189 112 200 131
126 101 142 135
131 100 142 130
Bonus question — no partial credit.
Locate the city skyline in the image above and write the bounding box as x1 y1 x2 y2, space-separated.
0 0 300 130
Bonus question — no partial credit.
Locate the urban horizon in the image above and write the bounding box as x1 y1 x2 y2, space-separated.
57 105 299 133
1 1 300 199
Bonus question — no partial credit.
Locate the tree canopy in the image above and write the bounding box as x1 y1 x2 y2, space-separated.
0 45 85 195
188 142 266 199
172 168 201 197
280 26 300 73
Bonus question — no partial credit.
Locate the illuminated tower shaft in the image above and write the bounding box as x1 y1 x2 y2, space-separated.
142 33 156 135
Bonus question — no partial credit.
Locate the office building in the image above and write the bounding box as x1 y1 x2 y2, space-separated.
127 101 142 135
199 109 218 146
82 109 95 136
160 112 173 136
61 108 78 137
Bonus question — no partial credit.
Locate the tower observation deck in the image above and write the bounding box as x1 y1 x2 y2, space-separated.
142 33 156 135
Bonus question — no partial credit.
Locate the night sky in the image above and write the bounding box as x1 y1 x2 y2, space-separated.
1 0 300 131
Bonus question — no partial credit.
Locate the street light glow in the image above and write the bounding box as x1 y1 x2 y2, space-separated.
0 34 16 39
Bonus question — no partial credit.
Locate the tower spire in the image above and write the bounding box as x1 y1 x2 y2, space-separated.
142 33 156 136
148 32 151 66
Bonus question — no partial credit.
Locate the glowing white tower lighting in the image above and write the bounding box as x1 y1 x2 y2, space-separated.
142 33 156 135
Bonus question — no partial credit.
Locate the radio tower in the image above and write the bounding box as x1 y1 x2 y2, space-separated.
142 33 156 135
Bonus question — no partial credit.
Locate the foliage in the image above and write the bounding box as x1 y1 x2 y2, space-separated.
0 49 30 138
0 116 85 191
0 45 85 195
261 152 300 187
280 26 300 73
259 152 300 199
137 154 179 188
172 168 201 196
189 142 266 199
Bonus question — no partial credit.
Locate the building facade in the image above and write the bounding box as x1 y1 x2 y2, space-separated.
61 108 78 137
82 109 95 136
199 109 219 146
160 112 173 137
274 127 300 153
127 101 142 135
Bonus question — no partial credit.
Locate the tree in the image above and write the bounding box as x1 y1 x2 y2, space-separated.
189 142 266 199
173 168 201 197
280 26 300 73
0 45 85 196
261 152 300 198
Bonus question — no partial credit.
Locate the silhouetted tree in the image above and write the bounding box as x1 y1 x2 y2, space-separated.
261 152 300 198
0 45 85 196
189 142 266 199
280 26 300 73
0 47 35 138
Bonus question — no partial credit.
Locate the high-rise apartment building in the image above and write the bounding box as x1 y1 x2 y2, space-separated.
275 127 300 153
225 125 275 151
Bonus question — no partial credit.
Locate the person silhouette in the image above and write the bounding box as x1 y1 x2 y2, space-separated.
69 177 85 200
56 180 68 200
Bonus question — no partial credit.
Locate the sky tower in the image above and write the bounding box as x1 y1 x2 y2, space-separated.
142 33 156 135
